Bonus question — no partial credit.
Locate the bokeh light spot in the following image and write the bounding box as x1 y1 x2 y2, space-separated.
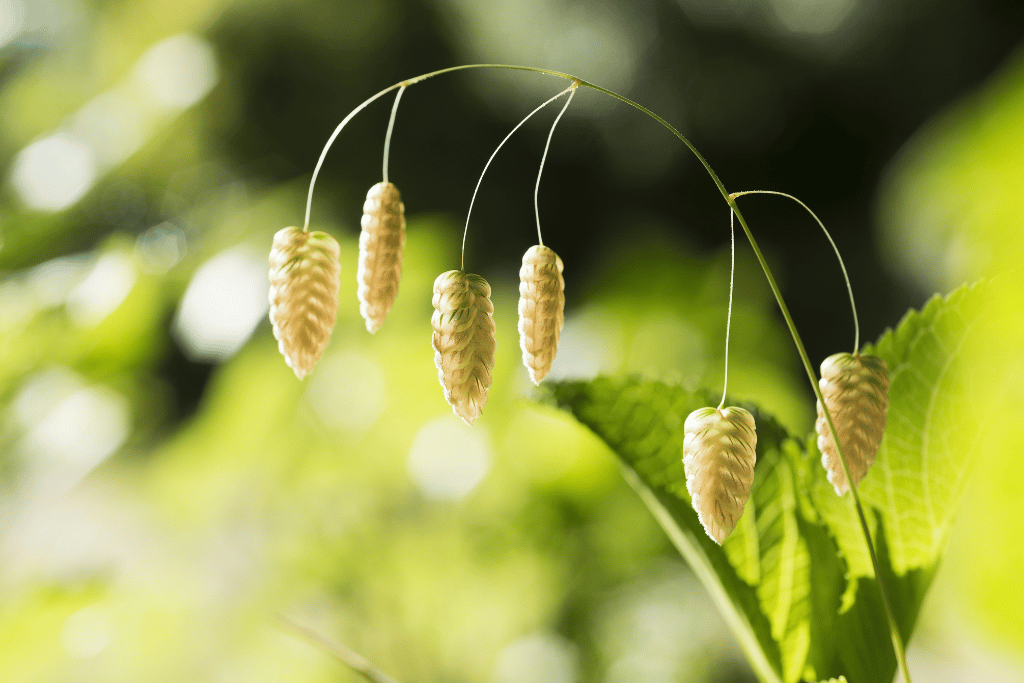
134 222 186 273
408 417 491 500
61 605 114 659
767 0 859 35
306 352 387 433
13 368 130 500
11 133 97 211
174 246 268 362
134 33 219 110
544 312 620 380
0 0 25 48
25 255 90 309
25 387 129 470
66 252 136 326
71 88 146 165
492 631 578 683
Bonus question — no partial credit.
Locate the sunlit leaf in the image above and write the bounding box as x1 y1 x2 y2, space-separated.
545 280 989 683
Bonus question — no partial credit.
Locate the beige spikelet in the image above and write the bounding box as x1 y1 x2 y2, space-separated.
268 226 341 379
431 270 496 425
518 245 565 384
357 181 406 333
683 406 757 544
816 352 890 495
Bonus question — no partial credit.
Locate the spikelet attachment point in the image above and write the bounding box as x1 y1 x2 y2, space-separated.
683 406 757 544
268 226 341 379
816 352 890 495
358 181 406 333
431 270 496 425
518 245 565 385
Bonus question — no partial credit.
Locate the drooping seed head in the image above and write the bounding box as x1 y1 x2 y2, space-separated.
358 181 406 333
683 406 757 544
268 226 341 379
431 270 496 425
816 352 890 495
518 245 565 385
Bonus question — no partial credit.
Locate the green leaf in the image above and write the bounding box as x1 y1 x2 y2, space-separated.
542 280 989 683
548 378 787 683
740 438 811 683
861 281 990 573
801 281 990 587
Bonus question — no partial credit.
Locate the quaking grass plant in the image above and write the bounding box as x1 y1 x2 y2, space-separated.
272 65 989 683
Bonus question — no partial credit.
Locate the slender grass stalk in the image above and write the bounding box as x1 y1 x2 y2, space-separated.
382 85 406 185
460 86 573 270
303 65 574 231
718 209 736 410
276 616 403 683
303 63 912 683
730 190 860 353
534 82 577 246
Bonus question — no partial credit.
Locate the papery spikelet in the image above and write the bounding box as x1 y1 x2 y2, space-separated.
268 226 341 379
683 406 757 544
357 181 406 333
816 352 890 495
518 245 565 384
431 270 496 424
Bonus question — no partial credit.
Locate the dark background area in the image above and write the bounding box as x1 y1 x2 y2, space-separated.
211 0 1023 389
3 0 1022 421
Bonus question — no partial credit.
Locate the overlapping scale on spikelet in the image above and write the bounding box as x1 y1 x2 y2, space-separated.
357 181 406 333
816 352 890 495
683 406 757 544
518 245 565 384
431 270 496 424
268 226 341 379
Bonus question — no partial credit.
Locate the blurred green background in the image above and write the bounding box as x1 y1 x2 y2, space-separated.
1 0 1022 681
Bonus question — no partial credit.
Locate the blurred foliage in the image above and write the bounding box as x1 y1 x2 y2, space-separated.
881 44 1024 660
0 206 791 681
1 0 1023 681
